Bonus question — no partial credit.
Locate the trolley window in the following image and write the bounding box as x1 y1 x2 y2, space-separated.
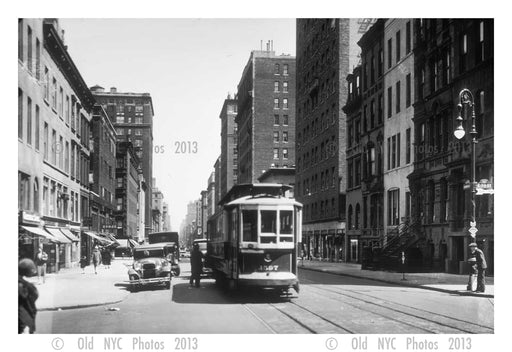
279 210 294 242
242 210 258 242
260 210 277 243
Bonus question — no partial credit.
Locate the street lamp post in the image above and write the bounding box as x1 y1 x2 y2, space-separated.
453 88 478 241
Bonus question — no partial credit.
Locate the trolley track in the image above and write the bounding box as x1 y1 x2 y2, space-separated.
300 279 493 334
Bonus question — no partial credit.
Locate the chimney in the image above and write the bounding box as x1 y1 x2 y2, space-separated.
110 87 117 93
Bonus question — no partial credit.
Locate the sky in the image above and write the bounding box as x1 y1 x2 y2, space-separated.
59 18 296 231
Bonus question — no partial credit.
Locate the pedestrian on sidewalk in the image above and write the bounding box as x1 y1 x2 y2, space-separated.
18 258 38 334
467 242 487 293
92 246 102 274
80 255 88 274
189 243 203 288
34 245 48 284
101 247 112 269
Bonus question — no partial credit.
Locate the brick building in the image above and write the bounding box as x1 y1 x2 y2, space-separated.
18 18 94 271
90 86 154 236
408 19 494 274
89 104 117 240
236 48 296 184
296 19 365 261
219 95 238 199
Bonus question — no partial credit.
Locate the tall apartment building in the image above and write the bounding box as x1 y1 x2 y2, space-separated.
296 19 366 261
115 141 140 240
219 95 238 199
152 178 164 233
408 19 494 274
236 48 296 184
162 202 171 231
90 86 154 236
18 18 94 271
89 104 117 239
382 19 415 247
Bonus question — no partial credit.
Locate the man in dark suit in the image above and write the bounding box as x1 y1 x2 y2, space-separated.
190 243 203 288
468 242 487 293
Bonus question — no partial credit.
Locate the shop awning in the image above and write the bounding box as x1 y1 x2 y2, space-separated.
60 228 80 242
115 239 138 248
21 226 56 241
45 227 72 244
83 231 115 245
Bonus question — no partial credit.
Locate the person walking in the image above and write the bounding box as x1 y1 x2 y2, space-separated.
34 245 48 284
101 247 112 269
189 243 203 288
467 242 487 293
92 245 102 274
18 258 38 334
80 255 88 274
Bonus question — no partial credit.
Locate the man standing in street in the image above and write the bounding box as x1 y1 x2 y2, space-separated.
35 245 48 284
468 242 487 293
92 245 102 274
189 243 203 288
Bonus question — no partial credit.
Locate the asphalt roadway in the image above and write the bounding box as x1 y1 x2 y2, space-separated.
37 262 494 334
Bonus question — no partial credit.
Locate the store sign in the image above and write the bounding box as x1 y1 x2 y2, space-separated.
476 179 494 195
20 211 40 225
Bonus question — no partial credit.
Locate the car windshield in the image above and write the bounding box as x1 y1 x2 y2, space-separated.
133 248 164 260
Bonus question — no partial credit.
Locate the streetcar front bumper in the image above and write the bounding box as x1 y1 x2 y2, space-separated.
238 271 298 288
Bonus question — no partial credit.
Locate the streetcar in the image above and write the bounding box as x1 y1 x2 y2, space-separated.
207 183 302 294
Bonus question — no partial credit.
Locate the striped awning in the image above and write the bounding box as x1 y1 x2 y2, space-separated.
45 227 72 244
60 228 80 242
21 226 56 241
83 231 115 245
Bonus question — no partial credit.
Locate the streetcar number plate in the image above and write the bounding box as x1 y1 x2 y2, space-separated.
259 265 279 271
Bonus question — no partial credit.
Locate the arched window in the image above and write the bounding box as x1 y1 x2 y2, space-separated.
348 205 353 230
355 203 361 229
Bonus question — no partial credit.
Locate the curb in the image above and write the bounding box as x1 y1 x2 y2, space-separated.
300 266 494 298
39 296 128 312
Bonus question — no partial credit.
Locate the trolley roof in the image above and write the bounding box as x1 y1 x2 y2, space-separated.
219 183 293 206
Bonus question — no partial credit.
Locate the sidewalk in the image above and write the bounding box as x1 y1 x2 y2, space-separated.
27 258 133 311
299 260 494 298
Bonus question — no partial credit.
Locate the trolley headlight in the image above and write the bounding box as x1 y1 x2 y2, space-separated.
133 262 142 271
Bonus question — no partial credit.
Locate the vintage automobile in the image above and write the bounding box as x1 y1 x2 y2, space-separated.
127 243 181 291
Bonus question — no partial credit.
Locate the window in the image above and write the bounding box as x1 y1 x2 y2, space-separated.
348 160 353 188
274 81 279 92
396 30 401 63
51 130 56 164
18 88 23 139
135 117 143 124
135 140 143 147
43 123 48 160
59 87 64 116
274 115 279 125
273 148 279 159
33 178 39 213
274 63 280 74
387 86 392 118
27 97 32 145
279 210 293 241
387 38 392 68
51 78 57 110
406 21 411 54
387 137 391 170
406 128 411 164
283 98 289 109
65 141 69 173
116 116 124 123
27 26 32 73
59 136 63 169
406 74 411 107
477 21 485 63
348 205 353 229
397 133 401 167
44 67 49 101
378 49 383 76
283 64 289 75
355 158 361 186
444 50 451 85
388 189 400 226
283 81 288 93
370 100 375 128
65 96 70 124
273 131 279 142
19 172 30 211
460 33 468 73
396 81 401 113
36 39 40 79
18 19 23 62
368 146 376 176
242 210 258 242
283 131 288 142
274 98 279 109
377 94 383 125
391 135 396 169
283 148 289 159
35 105 40 150
283 115 289 126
